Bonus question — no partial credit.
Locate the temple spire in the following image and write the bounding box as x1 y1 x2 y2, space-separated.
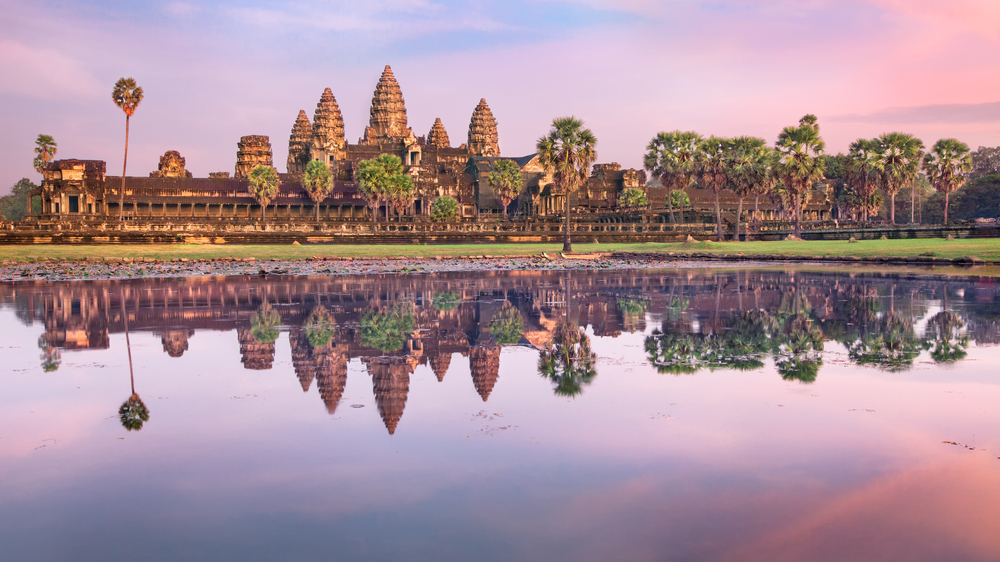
312 88 346 162
287 110 313 174
428 118 451 149
467 98 499 157
361 65 412 145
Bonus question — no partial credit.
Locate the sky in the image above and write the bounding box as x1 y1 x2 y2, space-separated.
1 0 998 192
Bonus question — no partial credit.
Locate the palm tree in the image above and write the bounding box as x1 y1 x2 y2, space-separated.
112 78 143 220
776 115 826 238
303 159 333 221
536 117 598 253
248 165 280 219
356 154 409 222
877 133 924 224
844 138 883 223
922 138 973 224
727 136 770 241
644 131 701 224
33 135 57 175
487 159 523 219
386 171 415 220
696 136 733 241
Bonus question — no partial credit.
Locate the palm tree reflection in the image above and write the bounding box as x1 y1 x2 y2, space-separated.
927 311 968 364
538 322 597 397
118 291 149 431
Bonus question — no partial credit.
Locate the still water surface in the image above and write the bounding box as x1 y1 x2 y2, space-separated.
2 268 999 561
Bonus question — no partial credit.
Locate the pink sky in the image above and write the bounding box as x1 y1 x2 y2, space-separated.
0 0 997 192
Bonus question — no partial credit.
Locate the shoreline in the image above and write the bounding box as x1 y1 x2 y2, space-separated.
3 252 999 283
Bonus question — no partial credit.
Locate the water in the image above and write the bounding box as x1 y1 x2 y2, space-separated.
2 268 999 562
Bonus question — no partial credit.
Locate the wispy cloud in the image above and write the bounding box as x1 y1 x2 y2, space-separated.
831 102 1000 124
0 40 104 101
224 0 510 36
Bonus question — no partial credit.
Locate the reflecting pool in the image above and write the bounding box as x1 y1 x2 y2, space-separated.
2 268 1000 561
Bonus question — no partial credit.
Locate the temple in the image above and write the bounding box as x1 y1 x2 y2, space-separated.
25 64 833 229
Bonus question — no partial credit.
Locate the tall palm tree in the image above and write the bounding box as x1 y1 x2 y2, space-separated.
644 131 701 224
877 132 924 224
776 115 826 238
536 117 597 253
727 136 771 241
112 78 144 220
845 138 883 223
696 136 733 241
922 138 973 224
33 135 57 175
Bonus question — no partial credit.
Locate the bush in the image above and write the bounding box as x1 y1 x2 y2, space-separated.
430 196 460 222
619 187 648 210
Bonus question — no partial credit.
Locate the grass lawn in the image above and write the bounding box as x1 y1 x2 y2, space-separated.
0 238 998 262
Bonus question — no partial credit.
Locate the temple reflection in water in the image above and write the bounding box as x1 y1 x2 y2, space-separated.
4 269 999 434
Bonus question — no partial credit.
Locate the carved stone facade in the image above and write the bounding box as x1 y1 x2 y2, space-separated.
311 87 347 165
427 118 451 149
150 151 192 179
286 111 313 175
235 135 273 179
361 65 412 146
467 99 500 158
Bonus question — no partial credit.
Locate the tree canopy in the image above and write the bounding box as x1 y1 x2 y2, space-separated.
487 159 523 218
248 165 280 219
302 159 333 220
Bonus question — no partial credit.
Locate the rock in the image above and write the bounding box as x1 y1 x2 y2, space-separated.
292 240 301 245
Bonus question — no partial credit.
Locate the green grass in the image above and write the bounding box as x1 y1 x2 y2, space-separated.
0 238 998 262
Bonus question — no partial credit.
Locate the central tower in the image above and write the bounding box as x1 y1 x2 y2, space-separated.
361 65 412 145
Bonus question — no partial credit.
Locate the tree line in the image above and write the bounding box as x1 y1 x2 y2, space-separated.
642 115 989 241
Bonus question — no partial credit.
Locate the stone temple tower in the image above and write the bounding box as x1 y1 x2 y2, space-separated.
467 99 500 157
427 118 451 149
286 110 313 174
361 65 412 145
311 88 346 165
235 135 273 179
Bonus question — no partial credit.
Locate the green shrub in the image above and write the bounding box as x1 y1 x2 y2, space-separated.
430 196 460 222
